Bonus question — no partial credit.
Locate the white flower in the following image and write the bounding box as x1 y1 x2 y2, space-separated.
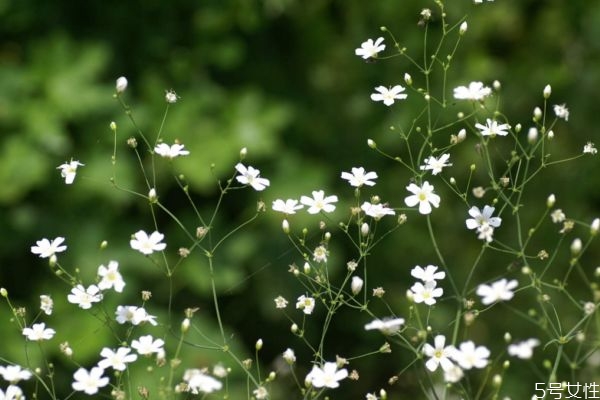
253 386 269 399
72 367 109 395
23 322 56 341
0 365 32 384
341 167 378 187
465 205 502 242
272 199 303 215
553 104 569 121
183 369 223 394
507 338 540 359
283 348 296 364
475 118 510 137
274 296 288 309
453 82 491 101
235 163 270 191
154 143 190 158
67 284 102 309
131 335 165 356
476 278 518 305
98 347 138 371
411 265 445 283
451 341 490 369
423 335 456 372
312 245 328 263
364 318 405 335
404 181 440 215
57 160 84 184
97 260 125 293
360 202 395 220
116 76 128 93
583 142 597 155
115 305 157 326
296 295 316 315
550 209 566 223
0 385 24 399
409 281 443 305
300 190 338 214
165 89 179 103
306 362 348 389
370 85 407 106
31 237 67 258
355 37 385 59
130 230 166 255
420 154 452 175
40 294 53 315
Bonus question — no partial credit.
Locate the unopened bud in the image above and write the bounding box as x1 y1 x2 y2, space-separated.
367 139 377 149
591 218 599 235
547 130 554 140
116 76 128 93
571 238 582 256
361 222 369 237
457 128 466 142
110 121 117 131
533 107 542 121
255 339 263 351
404 73 412 86
459 21 468 35
0 288 7 297
493 80 501 91
527 127 538 144
547 194 556 208
303 262 311 274
181 318 190 333
282 219 290 234
148 188 158 203
351 276 364 295
240 147 247 160
543 84 552 99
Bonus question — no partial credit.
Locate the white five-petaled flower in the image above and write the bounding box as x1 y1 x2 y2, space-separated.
235 163 270 191
465 205 502 242
475 118 510 137
355 37 385 59
296 295 316 315
583 142 597 155
411 265 445 283
361 201 395 220
404 181 440 215
420 154 452 175
182 369 223 394
453 82 492 101
130 230 166 255
131 334 165 356
300 190 338 214
476 278 518 305
0 365 32 384
306 362 348 389
115 305 158 326
272 199 304 215
22 322 55 341
154 142 189 158
72 367 109 395
67 284 102 309
341 167 378 187
57 160 84 184
409 281 443 305
31 237 67 259
40 294 53 315
553 104 569 121
451 341 490 370
97 260 125 293
423 335 457 372
370 85 408 106
364 318 405 335
507 338 540 359
98 347 138 371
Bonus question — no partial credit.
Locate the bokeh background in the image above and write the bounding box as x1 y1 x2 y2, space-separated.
1 0 600 398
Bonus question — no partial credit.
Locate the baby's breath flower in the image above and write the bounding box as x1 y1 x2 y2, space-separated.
296 295 315 315
165 89 179 103
553 104 569 121
355 37 385 60
551 209 566 223
584 142 598 155
370 85 407 106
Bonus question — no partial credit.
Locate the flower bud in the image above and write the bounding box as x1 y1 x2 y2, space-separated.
100 240 108 249
459 21 468 35
351 276 364 295
181 318 190 333
514 123 522 133
571 238 582 256
148 188 158 203
291 323 298 333
457 128 466 142
591 218 599 236
533 107 542 121
543 84 552 99
547 130 554 140
240 147 247 160
404 73 412 86
527 127 538 144
361 222 369 237
282 219 290 234
283 348 296 364
504 332 512 343
110 121 117 131
493 80 501 91
367 139 377 149
546 194 556 208
303 262 311 274
255 338 263 351
0 288 7 297
116 76 128 93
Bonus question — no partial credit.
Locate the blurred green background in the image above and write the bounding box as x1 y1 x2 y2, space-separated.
1 0 600 398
